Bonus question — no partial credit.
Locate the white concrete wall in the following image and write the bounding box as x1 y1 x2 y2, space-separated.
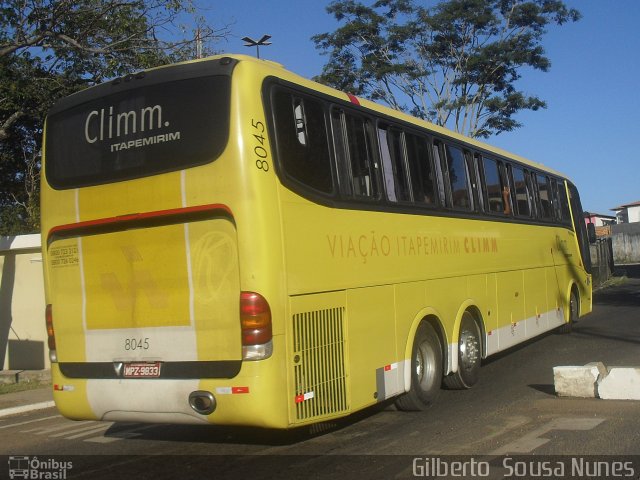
0 234 48 371
628 205 640 223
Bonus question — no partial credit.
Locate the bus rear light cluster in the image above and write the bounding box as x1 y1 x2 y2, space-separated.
240 292 273 360
45 304 58 363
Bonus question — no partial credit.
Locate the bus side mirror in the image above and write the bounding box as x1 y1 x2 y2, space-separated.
587 223 597 244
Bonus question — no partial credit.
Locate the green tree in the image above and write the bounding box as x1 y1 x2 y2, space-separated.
0 0 230 235
313 0 580 138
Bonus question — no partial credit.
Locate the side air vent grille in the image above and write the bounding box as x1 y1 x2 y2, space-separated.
292 307 348 421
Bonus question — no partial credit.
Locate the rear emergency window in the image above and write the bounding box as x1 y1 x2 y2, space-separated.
46 75 230 189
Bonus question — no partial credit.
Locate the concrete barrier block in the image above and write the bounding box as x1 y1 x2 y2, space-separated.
553 363 606 398
598 367 640 400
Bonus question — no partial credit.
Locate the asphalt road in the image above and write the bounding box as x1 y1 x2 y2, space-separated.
2 279 640 479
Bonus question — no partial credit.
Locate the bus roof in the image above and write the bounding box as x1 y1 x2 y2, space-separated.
51 53 570 181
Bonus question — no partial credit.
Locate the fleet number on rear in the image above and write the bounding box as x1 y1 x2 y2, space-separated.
124 337 150 351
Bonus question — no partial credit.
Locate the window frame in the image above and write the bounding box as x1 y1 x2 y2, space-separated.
270 88 336 196
479 155 509 216
438 140 474 211
330 106 381 202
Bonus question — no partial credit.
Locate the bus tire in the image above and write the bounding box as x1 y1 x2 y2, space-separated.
395 322 442 411
443 311 482 390
558 290 578 334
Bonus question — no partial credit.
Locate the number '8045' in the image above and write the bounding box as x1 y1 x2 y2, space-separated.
252 119 270 172
125 338 150 351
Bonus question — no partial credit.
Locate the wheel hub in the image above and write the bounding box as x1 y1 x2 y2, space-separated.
459 329 480 371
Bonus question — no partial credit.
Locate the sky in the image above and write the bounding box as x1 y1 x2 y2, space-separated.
206 0 640 216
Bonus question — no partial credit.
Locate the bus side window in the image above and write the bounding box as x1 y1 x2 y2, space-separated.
511 165 531 217
536 173 553 220
481 156 505 214
272 90 333 194
406 133 437 206
443 143 472 210
431 142 447 207
378 125 412 202
499 163 513 215
331 108 379 199
557 180 572 222
525 170 537 218
467 153 482 212
550 178 562 222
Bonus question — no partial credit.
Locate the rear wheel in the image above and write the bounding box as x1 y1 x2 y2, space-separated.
395 322 443 411
443 311 482 389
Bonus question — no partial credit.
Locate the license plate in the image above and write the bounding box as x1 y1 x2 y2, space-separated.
123 362 161 378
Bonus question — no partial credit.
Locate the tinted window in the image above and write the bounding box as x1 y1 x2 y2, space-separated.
550 179 562 221
536 174 552 219
405 133 437 205
379 126 411 202
511 166 531 217
482 157 504 214
332 109 378 199
557 180 571 222
444 144 471 210
273 91 333 193
431 144 447 206
46 76 230 189
568 183 592 272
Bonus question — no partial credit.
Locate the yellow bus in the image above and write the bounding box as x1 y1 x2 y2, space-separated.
41 54 593 428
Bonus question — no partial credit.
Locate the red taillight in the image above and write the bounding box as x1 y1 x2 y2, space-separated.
45 304 56 351
240 292 272 346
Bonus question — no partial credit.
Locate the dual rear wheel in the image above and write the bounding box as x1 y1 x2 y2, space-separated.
395 312 482 411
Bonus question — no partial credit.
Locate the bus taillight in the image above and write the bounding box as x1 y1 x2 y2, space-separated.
240 292 273 360
45 304 58 362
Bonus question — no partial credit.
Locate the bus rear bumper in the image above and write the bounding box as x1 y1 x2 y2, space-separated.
51 359 290 428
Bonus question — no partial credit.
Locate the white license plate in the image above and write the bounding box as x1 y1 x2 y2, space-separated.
123 362 161 378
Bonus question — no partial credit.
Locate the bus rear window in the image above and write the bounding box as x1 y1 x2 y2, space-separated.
45 75 230 189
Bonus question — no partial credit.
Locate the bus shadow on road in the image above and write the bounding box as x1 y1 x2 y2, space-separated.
100 400 396 447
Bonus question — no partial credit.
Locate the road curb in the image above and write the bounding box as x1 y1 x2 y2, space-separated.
554 363 640 400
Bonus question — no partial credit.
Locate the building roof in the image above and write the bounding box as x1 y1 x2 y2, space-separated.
611 201 640 211
584 212 616 219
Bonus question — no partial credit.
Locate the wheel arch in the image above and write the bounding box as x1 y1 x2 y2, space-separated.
449 300 486 375
402 307 448 393
563 281 581 322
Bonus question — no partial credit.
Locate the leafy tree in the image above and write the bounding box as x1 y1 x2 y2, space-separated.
0 0 230 235
313 0 580 138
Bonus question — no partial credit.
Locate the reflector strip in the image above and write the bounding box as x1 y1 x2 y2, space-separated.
215 386 250 395
47 203 234 244
376 361 406 401
54 384 75 392
294 391 315 404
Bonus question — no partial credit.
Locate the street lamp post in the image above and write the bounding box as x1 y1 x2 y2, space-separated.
242 34 272 59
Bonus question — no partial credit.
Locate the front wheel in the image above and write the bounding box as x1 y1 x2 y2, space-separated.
443 312 482 389
395 322 443 411
558 290 578 334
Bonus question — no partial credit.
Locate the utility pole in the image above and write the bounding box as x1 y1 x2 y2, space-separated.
195 27 203 59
